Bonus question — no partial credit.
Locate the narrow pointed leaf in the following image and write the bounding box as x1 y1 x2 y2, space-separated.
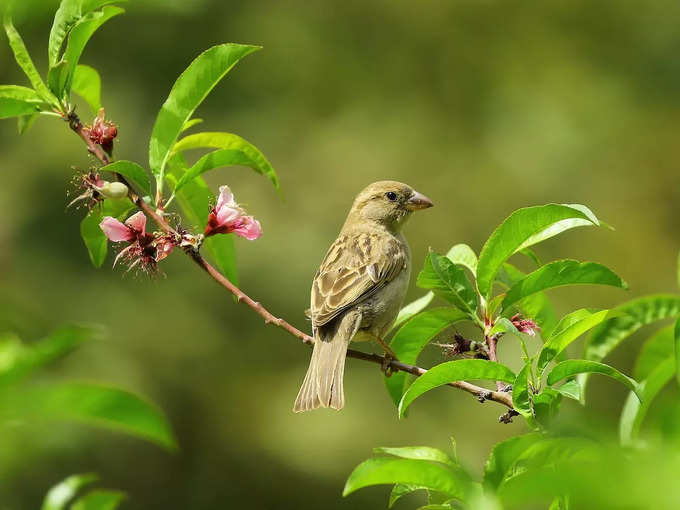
13 382 177 450
172 131 278 190
392 292 434 331
503 260 627 310
149 44 260 180
553 380 581 401
634 325 674 380
100 161 151 195
399 360 515 417
519 247 542 267
537 309 614 373
417 251 477 315
620 358 674 444
483 433 544 489
390 484 427 508
167 154 237 283
42 473 98 510
374 446 456 467
72 64 101 113
343 458 470 499
476 204 600 297
4 15 60 107
80 209 107 267
385 308 469 407
17 113 39 133
445 244 477 275
71 490 126 510
48 0 83 67
547 360 641 400
512 361 533 417
181 117 203 133
0 97 42 118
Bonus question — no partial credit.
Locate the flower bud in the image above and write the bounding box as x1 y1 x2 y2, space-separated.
98 181 129 199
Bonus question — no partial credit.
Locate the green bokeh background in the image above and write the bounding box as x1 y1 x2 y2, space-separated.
1 1 679 508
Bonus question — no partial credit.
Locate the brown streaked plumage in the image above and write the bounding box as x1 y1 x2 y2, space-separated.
294 181 433 412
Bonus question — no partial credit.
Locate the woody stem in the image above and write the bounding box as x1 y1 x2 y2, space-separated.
67 113 515 412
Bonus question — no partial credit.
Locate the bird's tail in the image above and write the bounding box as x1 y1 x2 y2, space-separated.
293 314 358 412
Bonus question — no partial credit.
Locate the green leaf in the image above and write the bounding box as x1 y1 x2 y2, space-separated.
0 85 44 102
584 294 680 362
42 473 98 510
80 208 107 267
634 325 674 380
546 360 641 400
390 484 427 508
537 309 615 373
48 6 124 99
172 131 278 191
445 243 477 275
502 260 627 310
17 112 39 134
72 64 101 113
167 153 238 284
476 204 600 297
71 490 126 510
181 117 203 133
42 476 99 510
48 0 83 67
149 44 260 184
532 388 563 427
0 325 95 386
14 382 177 450
417 251 478 316
0 97 42 118
519 247 542 267
619 358 674 445
100 161 151 195
374 446 456 467
385 308 469 407
343 457 470 500
675 318 680 388
553 380 581 401
399 360 515 417
512 361 533 418
4 15 60 107
483 433 544 490
392 292 434 330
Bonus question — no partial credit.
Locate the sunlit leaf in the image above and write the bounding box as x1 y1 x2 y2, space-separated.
620 358 674 445
343 457 470 500
70 490 126 510
675 318 680 388
42 473 98 510
181 117 203 133
0 97 42 118
553 380 581 401
72 64 101 113
445 244 477 275
512 361 533 417
172 131 278 191
390 484 427 508
374 446 456 467
149 44 260 183
547 360 641 400
634 325 674 380
100 161 151 195
17 112 39 133
385 308 469 407
417 251 478 316
80 208 107 267
476 204 600 297
13 382 177 450
519 247 542 267
3 15 60 107
399 360 515 417
48 0 83 68
537 309 614 373
483 433 544 490
392 292 434 330
502 260 627 310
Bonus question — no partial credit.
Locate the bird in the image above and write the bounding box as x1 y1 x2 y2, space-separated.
293 181 433 412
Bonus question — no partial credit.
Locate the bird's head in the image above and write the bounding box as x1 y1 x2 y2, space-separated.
346 181 433 230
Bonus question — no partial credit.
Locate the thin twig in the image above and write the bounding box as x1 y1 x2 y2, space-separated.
67 112 515 412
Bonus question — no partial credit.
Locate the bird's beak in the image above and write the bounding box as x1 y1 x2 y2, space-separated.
405 190 434 211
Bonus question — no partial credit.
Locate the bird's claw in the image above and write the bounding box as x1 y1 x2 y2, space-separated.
381 354 396 377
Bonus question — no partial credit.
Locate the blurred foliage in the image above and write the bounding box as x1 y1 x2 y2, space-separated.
2 0 680 509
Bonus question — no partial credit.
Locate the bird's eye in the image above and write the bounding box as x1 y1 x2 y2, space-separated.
385 191 398 202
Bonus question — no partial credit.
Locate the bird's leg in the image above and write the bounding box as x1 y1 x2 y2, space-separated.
373 336 398 377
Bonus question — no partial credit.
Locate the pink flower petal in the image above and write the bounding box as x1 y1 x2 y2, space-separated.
232 216 262 240
216 204 240 225
124 211 147 236
100 216 135 242
216 185 236 210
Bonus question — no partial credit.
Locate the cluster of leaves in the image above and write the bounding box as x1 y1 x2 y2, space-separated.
384 204 633 424
0 325 176 509
2 0 278 280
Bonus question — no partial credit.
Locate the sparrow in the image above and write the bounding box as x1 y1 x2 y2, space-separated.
293 181 433 412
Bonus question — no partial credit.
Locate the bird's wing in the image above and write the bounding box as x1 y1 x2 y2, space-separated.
311 231 406 327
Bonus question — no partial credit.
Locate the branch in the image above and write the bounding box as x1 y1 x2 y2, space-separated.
67 113 515 412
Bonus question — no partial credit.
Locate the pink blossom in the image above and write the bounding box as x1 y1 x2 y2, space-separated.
511 314 541 337
204 186 262 240
100 211 146 242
